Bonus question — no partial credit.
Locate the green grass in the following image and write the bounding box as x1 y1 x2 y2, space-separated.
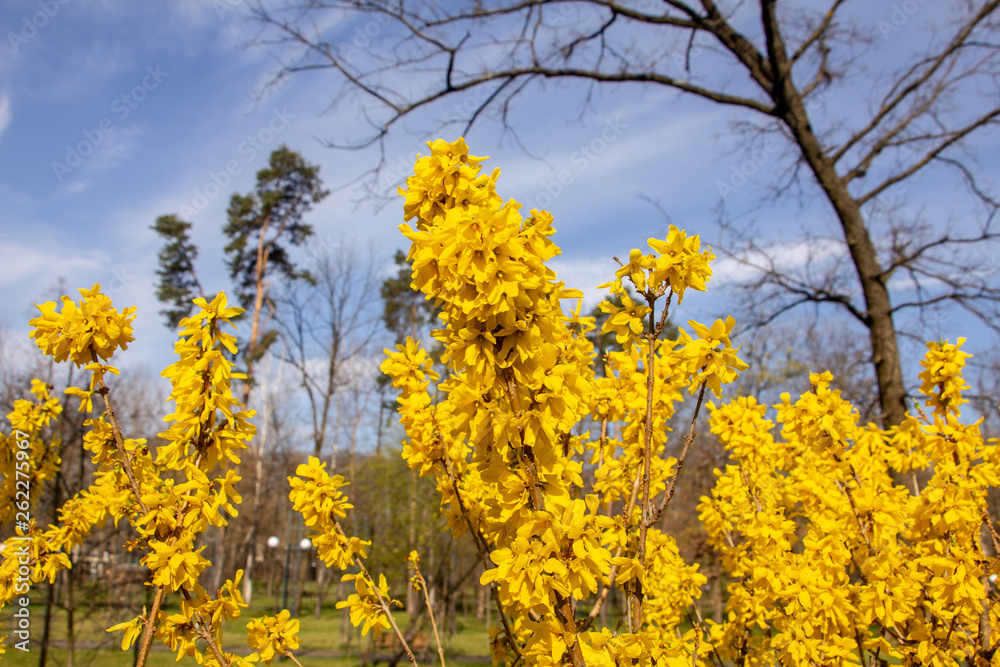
2 582 494 665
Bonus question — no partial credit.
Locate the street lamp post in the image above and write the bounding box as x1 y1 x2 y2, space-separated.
266 536 280 614
292 538 312 617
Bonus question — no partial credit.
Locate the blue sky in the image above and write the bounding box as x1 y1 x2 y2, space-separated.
1 0 997 396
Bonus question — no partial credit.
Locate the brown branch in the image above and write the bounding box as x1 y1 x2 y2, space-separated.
410 566 446 667
737 459 763 514
180 588 229 667
135 586 165 667
339 525 418 667
831 0 1000 164
858 106 1000 205
646 379 709 527
790 0 847 63
503 368 545 511
94 374 148 517
255 5 776 119
688 0 775 93
578 459 646 632
90 356 165 667
417 0 700 30
632 289 661 629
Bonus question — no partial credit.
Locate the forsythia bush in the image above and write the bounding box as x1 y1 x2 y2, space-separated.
0 138 997 667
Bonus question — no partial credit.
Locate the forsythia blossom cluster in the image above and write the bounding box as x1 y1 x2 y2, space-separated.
377 138 997 667
246 609 300 664
380 138 748 667
698 342 999 666
0 287 288 667
288 456 370 569
1 141 996 667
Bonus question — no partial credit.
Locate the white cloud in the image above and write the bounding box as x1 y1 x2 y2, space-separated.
90 123 143 169
0 240 107 289
0 94 11 141
549 237 847 313
711 238 845 285
60 124 144 194
64 180 89 194
549 257 615 309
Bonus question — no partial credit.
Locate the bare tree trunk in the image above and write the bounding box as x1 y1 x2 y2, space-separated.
38 582 54 667
711 569 723 624
65 559 76 667
340 579 351 653
762 3 908 426
243 450 264 604
476 581 486 621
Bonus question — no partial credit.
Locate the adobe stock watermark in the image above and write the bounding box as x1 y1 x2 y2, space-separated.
7 0 70 55
715 134 781 198
6 429 33 653
866 168 924 218
902 307 948 360
522 116 629 211
341 12 392 65
877 0 930 39
51 65 169 183
714 84 836 199
306 236 342 258
176 107 295 219
103 267 134 299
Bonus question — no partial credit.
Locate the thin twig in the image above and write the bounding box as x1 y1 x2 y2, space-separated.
411 565 446 667
181 588 229 667
341 528 419 667
646 379 709 527
135 587 165 667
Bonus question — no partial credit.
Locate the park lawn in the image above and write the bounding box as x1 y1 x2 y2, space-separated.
3 584 495 665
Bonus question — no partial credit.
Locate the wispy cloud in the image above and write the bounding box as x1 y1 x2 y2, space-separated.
711 238 845 285
0 94 11 142
59 124 144 194
549 257 615 309
550 238 848 312
0 240 107 289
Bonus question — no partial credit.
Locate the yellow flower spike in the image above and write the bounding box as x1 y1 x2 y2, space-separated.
144 534 211 591
1 382 63 525
598 294 650 348
918 337 971 415
677 316 747 396
63 386 95 413
158 291 254 474
288 456 353 528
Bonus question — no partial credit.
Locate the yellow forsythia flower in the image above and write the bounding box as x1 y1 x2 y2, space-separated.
246 609 300 664
107 613 144 651
336 573 393 637
29 283 136 365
